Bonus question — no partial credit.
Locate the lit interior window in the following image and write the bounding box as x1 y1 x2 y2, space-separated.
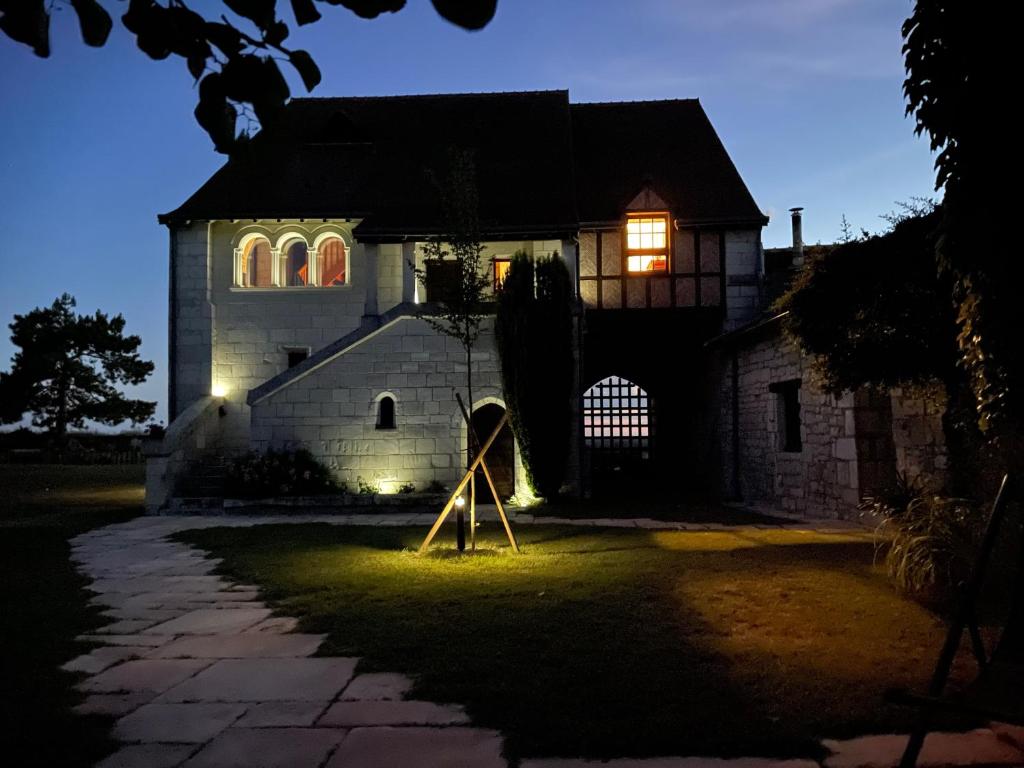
284 240 308 286
240 237 273 287
493 258 511 290
317 237 348 286
625 214 669 273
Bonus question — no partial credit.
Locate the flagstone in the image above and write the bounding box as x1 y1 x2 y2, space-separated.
63 652 126 675
150 633 324 659
319 699 469 727
324 726 505 768
158 657 358 702
340 673 414 701
95 743 197 768
114 702 247 743
182 727 347 768
234 701 328 727
822 728 1024 768
95 619 160 634
243 616 299 634
143 607 272 635
78 633 172 647
74 692 158 717
79 659 212 694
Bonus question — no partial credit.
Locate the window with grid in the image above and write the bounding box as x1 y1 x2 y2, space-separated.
625 213 669 273
583 376 651 457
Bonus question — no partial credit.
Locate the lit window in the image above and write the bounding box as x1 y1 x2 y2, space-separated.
284 240 308 286
493 258 511 290
625 214 669 273
240 237 273 287
317 237 348 286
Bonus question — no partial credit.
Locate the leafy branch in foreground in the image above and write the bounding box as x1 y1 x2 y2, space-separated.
0 0 498 153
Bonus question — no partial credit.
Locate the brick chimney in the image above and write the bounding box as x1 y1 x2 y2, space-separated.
789 207 804 266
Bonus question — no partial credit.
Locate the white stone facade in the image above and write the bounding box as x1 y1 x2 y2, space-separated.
249 316 513 493
160 219 573 501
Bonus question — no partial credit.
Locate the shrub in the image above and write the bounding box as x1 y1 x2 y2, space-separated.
860 476 979 598
225 449 339 498
356 476 380 495
398 482 416 494
495 252 573 498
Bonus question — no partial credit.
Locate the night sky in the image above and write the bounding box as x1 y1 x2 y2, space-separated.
0 0 934 424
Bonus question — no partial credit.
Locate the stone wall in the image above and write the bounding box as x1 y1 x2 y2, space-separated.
169 219 561 457
249 316 527 494
169 223 214 419
717 329 860 518
890 384 948 491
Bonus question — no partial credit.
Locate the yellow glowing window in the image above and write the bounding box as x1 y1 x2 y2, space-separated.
626 214 669 273
493 258 511 290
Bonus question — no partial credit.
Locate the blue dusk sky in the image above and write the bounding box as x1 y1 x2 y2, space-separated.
0 0 936 425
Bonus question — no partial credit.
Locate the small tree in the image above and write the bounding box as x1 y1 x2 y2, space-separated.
0 294 155 442
412 150 491 426
495 251 573 498
411 150 490 548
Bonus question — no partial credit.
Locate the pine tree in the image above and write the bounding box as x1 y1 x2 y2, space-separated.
0 294 155 441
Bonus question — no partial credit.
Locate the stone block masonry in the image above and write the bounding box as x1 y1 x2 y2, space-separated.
250 316 512 493
717 327 949 518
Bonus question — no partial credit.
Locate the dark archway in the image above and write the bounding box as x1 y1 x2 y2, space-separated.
471 402 515 504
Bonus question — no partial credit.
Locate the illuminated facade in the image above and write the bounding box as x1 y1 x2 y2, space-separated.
147 91 779 511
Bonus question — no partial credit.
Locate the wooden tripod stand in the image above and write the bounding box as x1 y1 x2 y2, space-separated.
417 394 520 554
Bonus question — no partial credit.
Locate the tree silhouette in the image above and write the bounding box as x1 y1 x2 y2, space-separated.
0 0 498 154
902 2 1020 472
0 294 155 441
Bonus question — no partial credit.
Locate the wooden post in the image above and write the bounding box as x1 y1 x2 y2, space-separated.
455 393 518 554
418 412 511 554
470 474 476 551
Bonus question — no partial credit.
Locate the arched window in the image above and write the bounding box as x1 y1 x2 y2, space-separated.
583 376 651 455
317 236 348 286
240 237 273 287
376 396 396 430
284 240 309 286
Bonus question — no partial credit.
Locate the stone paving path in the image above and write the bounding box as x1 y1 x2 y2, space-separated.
66 514 1024 768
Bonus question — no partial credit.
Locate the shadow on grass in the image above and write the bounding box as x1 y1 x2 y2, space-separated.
180 523 974 762
1 463 144 767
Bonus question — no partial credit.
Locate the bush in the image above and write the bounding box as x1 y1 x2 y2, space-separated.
225 449 339 498
860 475 979 598
495 251 573 498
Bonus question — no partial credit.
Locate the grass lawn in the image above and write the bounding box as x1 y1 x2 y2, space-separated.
181 522 976 762
526 495 792 524
0 463 143 767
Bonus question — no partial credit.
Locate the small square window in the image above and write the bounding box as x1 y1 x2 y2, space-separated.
286 349 309 369
625 213 670 273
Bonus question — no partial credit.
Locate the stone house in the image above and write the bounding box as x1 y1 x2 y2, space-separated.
146 89 944 517
706 210 949 518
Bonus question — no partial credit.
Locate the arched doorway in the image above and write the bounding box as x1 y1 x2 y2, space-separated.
583 375 654 494
470 403 515 504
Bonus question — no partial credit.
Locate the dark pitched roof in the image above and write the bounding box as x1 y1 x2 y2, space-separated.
161 91 766 235
571 99 767 226
160 90 578 238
